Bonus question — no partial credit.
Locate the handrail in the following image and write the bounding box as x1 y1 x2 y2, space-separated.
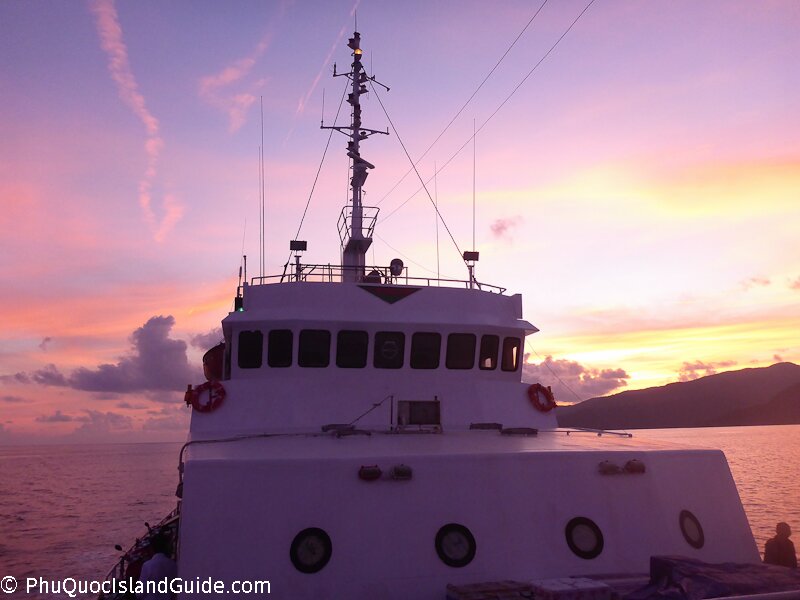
248 263 506 294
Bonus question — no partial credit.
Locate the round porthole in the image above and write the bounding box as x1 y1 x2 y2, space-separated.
565 517 604 559
679 510 704 549
435 523 477 568
290 527 332 574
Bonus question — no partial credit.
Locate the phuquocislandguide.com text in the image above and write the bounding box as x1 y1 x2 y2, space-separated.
6 576 270 596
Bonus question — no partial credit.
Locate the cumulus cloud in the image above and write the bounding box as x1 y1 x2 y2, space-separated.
0 372 31 384
677 359 738 382
72 410 133 435
1 395 29 403
11 316 199 394
30 364 69 386
116 401 148 410
70 316 198 393
89 0 183 242
490 216 523 241
740 277 771 291
35 410 75 423
33 410 134 437
190 327 223 349
3 365 69 386
522 355 629 402
143 405 190 432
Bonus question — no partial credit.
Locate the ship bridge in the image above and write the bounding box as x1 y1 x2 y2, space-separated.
190 264 544 438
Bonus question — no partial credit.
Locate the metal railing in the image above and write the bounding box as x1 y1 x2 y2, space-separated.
247 263 506 294
337 205 379 247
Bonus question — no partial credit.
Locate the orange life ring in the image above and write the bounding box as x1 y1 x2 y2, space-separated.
528 383 556 412
185 381 226 413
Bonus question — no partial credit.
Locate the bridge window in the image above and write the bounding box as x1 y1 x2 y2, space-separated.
446 333 476 369
374 331 405 369
267 329 293 367
237 330 263 369
479 335 499 370
411 332 441 369
502 337 522 372
336 330 368 368
299 329 331 368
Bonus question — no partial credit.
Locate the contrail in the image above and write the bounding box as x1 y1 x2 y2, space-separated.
88 0 183 242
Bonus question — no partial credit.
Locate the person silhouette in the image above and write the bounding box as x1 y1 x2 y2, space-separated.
764 522 797 568
139 532 178 599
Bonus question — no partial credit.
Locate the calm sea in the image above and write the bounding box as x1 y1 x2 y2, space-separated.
1 425 798 598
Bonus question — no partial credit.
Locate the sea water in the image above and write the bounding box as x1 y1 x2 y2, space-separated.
1 425 798 598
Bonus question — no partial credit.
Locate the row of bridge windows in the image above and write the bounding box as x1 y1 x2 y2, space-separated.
237 329 522 372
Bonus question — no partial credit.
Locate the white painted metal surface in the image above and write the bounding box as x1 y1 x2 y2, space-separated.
178 432 757 599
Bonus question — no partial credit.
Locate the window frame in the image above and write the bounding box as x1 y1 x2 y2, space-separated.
479 334 499 371
410 332 441 369
267 329 293 368
501 336 522 372
445 333 477 370
336 330 369 368
298 329 331 368
237 330 263 369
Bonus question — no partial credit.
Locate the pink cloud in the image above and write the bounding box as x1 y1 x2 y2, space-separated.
490 216 523 240
35 410 75 423
88 0 182 242
522 355 629 401
677 359 737 382
740 276 771 291
789 276 800 290
199 35 272 132
2 395 30 404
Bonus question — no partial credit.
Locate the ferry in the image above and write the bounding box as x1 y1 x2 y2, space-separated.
102 30 794 600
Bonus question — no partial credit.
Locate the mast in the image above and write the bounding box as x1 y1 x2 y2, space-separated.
323 31 389 283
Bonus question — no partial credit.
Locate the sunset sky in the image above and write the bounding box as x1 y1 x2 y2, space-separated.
1 0 798 442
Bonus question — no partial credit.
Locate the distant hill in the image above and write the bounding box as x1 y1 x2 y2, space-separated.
557 362 800 430
714 381 800 426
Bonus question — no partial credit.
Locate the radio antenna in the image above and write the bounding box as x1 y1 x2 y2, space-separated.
434 161 440 282
260 96 266 278
258 145 262 278
472 118 476 251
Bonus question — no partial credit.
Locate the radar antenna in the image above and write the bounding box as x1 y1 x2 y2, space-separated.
322 31 389 282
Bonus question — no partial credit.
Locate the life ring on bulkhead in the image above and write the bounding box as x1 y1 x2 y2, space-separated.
528 383 556 412
185 380 226 413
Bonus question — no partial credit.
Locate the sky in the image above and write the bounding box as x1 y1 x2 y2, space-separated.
1 0 798 443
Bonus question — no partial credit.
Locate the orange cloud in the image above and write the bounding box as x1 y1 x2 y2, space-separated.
530 315 800 391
